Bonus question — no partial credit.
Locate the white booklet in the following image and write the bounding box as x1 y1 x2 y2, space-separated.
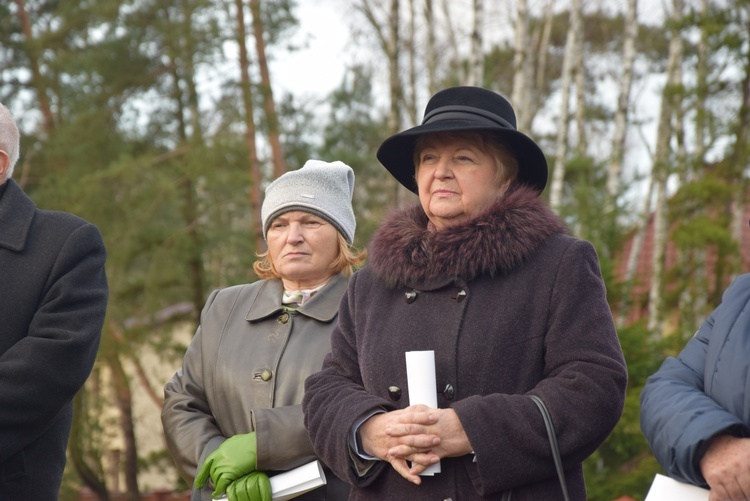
214 459 326 501
644 473 709 501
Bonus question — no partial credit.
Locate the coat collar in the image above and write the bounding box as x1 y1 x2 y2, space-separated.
245 272 348 323
0 179 36 252
368 186 568 289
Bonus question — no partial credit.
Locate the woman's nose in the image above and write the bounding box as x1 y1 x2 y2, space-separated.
286 223 304 243
434 158 453 178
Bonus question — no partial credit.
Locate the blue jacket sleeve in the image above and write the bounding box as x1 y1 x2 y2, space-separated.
640 289 750 486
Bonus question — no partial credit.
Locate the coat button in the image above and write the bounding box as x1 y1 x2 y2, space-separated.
388 386 402 401
254 369 273 382
453 290 467 302
405 290 418 303
278 312 290 323
442 384 455 400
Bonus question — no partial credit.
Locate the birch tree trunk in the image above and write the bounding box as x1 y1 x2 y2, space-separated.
533 0 554 119
647 0 684 335
233 0 264 251
606 0 638 206
694 0 709 163
467 0 483 86
573 19 586 157
406 0 419 124
549 0 581 212
250 0 287 179
511 0 533 131
387 0 404 204
441 0 462 81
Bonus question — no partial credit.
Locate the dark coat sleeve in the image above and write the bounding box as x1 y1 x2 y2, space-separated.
640 277 750 486
0 221 108 461
452 239 628 494
303 271 394 487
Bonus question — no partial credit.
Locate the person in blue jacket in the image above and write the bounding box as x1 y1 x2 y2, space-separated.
640 273 750 501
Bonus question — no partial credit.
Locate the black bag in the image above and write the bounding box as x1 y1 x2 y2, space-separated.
529 395 571 501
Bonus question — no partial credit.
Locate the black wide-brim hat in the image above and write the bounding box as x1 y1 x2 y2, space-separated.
376 86 548 193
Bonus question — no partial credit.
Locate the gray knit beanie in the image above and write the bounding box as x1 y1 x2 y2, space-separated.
261 159 356 244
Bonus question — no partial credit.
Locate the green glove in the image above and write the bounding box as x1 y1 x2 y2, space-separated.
226 471 272 501
195 432 258 498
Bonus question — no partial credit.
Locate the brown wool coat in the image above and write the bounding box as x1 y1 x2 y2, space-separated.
303 187 627 500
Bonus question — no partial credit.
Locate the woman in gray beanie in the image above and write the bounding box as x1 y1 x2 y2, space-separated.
162 159 365 501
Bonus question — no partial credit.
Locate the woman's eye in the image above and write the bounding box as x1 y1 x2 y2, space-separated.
420 153 437 163
305 221 322 228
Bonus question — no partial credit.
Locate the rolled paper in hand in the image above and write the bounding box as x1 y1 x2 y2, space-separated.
405 350 441 475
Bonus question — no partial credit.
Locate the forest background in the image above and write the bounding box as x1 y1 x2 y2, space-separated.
1 0 750 499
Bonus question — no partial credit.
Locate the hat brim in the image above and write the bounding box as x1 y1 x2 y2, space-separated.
376 119 548 194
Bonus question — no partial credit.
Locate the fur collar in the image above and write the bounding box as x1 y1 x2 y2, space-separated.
368 186 568 289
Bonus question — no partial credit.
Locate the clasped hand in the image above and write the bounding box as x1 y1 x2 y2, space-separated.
700 434 750 501
359 404 472 485
194 432 271 501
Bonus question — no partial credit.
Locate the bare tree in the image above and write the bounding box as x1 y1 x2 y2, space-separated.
467 0 483 86
233 0 264 251
606 0 638 206
647 0 684 335
441 0 462 81
12 0 55 135
250 0 287 179
425 0 437 94
357 0 406 205
549 0 582 212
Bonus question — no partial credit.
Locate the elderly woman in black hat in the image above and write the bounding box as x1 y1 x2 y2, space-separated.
303 87 627 500
162 160 363 501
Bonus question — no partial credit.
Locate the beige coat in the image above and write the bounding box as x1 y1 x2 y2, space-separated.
162 273 349 499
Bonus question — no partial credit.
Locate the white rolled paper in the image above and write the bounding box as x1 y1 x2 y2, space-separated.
405 350 441 475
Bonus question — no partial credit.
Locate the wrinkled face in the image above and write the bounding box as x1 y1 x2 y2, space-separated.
266 210 340 290
416 137 509 230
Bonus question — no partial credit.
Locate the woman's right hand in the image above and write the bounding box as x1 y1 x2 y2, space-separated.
359 405 441 485
700 433 750 501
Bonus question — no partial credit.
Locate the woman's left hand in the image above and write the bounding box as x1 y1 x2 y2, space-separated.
386 407 473 474
225 471 271 501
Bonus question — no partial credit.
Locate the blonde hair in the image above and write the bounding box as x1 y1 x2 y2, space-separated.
253 231 367 280
413 130 519 187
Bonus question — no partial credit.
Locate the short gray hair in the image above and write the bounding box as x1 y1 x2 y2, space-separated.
0 102 20 179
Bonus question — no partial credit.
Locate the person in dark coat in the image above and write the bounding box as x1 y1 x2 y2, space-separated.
302 86 628 500
641 274 750 501
0 102 108 499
